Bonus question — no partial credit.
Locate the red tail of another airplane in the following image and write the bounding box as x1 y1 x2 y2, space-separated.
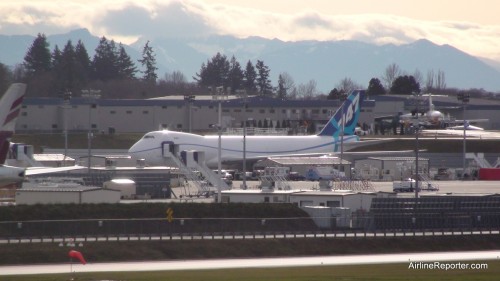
0 84 26 164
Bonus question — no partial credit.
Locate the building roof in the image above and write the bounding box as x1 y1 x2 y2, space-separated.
366 157 429 161
261 156 350 166
33 154 75 162
17 187 106 192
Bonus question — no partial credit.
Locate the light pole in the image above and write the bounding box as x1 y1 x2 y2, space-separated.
413 91 421 199
457 92 470 180
339 93 347 174
243 117 253 190
184 95 195 133
62 91 71 166
213 86 226 202
81 89 101 173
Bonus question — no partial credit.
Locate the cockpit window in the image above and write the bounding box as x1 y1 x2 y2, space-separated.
143 135 155 139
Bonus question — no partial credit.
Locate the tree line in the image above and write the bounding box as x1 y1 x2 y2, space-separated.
0 34 496 100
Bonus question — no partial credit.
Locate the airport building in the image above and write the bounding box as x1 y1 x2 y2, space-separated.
15 187 121 205
15 92 500 134
17 95 373 134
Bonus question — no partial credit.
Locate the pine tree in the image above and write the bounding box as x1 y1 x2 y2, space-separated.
277 74 286 100
23 33 52 76
74 40 91 85
255 60 271 96
117 44 137 79
227 55 244 93
244 60 257 93
56 40 78 91
138 40 158 83
92 37 120 81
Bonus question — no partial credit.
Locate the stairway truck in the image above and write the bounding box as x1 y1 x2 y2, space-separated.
306 166 344 181
392 179 421 193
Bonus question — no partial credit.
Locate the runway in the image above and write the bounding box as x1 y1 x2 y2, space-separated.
0 250 498 275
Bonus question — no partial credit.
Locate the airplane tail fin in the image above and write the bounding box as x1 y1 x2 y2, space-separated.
0 83 26 164
317 90 363 137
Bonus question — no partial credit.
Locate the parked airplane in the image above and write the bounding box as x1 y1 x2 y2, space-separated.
0 84 83 187
447 120 484 131
377 93 488 130
129 90 385 167
0 84 27 186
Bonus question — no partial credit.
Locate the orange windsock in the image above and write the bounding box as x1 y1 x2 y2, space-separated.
68 250 86 265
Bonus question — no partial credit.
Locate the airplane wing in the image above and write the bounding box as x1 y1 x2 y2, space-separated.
25 165 86 176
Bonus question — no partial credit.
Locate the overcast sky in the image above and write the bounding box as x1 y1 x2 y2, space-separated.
2 0 500 61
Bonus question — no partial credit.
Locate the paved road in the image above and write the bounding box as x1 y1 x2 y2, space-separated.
230 180 500 195
1 250 498 275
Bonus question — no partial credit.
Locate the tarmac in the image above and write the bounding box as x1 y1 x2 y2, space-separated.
166 180 500 202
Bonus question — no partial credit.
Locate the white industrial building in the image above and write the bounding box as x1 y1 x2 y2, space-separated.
221 189 394 212
15 187 121 205
355 157 430 181
254 156 352 178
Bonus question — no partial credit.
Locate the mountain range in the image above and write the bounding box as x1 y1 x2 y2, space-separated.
1 28 499 93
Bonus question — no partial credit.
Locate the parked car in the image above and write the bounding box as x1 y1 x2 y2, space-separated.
287 172 306 181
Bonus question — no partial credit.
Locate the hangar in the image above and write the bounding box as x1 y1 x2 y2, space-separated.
15 187 121 205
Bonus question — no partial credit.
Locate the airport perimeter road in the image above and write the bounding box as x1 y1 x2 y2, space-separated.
1 250 498 275
233 180 500 194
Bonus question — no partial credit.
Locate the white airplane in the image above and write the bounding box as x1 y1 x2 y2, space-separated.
447 120 484 131
377 93 488 130
129 90 385 167
0 84 84 187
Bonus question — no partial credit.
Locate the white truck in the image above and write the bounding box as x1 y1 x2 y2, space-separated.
393 178 439 193
393 179 420 192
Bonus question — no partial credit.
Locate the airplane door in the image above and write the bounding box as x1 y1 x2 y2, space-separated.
161 141 179 157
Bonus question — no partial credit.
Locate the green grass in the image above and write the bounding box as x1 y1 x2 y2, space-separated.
4 261 500 281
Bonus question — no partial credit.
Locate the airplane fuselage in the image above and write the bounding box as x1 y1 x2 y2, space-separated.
129 130 359 167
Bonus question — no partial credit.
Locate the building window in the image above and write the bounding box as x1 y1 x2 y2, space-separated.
22 124 27 129
312 109 319 114
72 105 78 109
52 124 57 129
38 105 44 109
91 124 97 129
259 109 265 113
162 106 167 109
126 110 132 114
110 110 116 114
91 104 97 109
246 109 253 113
264 197 270 203
327 201 340 207
282 109 286 113
209 105 214 109
322 109 328 114
21 112 27 116
222 109 230 113
22 105 27 109
177 124 182 129
143 110 149 114
233 109 241 112
269 109 275 113
292 109 297 113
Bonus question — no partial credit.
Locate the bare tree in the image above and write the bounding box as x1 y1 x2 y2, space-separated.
164 70 186 85
336 77 363 93
412 69 423 86
280 72 295 92
436 69 446 90
425 69 435 91
297 80 318 100
381 63 401 89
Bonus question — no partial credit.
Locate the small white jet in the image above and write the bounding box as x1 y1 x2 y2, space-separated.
129 90 383 167
0 84 84 187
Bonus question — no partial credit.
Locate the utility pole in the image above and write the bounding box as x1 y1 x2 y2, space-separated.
457 92 470 180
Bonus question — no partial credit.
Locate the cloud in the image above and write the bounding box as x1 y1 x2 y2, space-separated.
97 1 215 39
1 0 500 62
